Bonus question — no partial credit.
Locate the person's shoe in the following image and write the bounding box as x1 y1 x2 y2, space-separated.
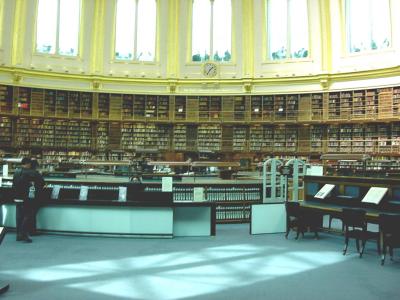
22 237 32 243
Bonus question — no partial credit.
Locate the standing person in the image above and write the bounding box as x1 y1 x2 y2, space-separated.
29 157 41 235
12 158 45 243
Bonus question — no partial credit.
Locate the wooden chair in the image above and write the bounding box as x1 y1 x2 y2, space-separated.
285 202 320 239
342 208 380 258
379 214 400 265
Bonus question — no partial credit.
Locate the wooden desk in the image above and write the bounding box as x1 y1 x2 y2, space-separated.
300 200 400 224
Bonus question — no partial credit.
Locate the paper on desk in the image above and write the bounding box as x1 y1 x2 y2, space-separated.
361 187 388 205
314 184 335 199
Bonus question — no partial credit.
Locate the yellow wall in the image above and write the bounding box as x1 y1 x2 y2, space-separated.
0 0 400 95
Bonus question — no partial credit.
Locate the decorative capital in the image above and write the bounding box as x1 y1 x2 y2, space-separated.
320 78 330 90
169 84 177 93
243 80 253 93
168 79 178 93
92 81 101 90
13 73 22 83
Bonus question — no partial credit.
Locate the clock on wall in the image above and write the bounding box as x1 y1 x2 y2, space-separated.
202 62 218 77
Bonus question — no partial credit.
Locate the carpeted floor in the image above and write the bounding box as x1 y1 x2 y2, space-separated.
0 222 399 300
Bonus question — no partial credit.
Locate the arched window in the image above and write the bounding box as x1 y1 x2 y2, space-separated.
191 0 232 62
115 0 157 61
346 0 391 53
36 0 81 56
267 0 309 60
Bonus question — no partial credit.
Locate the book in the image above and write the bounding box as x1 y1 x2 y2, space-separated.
314 184 335 199
361 187 388 205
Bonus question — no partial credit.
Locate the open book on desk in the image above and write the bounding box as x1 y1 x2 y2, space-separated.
361 187 388 205
314 184 335 199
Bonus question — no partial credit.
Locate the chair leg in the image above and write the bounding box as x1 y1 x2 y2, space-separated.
343 235 349 255
356 239 360 253
389 247 394 261
376 238 381 255
285 227 290 239
328 216 332 229
381 245 386 266
360 240 366 258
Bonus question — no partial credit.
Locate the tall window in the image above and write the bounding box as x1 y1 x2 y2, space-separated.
36 0 80 56
115 0 157 61
346 0 391 53
267 0 309 60
192 0 232 62
0 0 3 48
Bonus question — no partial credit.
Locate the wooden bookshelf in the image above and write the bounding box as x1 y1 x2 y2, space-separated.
44 90 56 117
134 95 145 120
198 124 221 152
249 125 263 152
158 95 170 120
233 126 247 151
0 85 13 114
5 84 400 159
262 95 274 121
234 96 246 121
173 124 187 151
0 116 12 147
174 96 186 120
55 90 68 117
251 96 262 121
122 94 134 120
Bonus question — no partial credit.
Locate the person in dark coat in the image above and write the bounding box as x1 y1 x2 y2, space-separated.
12 157 45 243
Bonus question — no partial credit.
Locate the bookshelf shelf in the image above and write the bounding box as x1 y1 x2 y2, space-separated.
4 85 400 159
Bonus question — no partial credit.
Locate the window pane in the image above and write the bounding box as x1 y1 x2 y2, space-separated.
347 0 391 53
192 0 211 61
213 0 231 62
289 0 308 58
59 0 80 56
268 0 288 60
115 0 136 60
36 0 57 54
137 0 157 61
347 0 370 52
370 0 391 50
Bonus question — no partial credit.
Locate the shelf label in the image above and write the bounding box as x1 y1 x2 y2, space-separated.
193 187 205 202
51 185 61 200
118 186 127 202
2 165 8 177
362 187 388 205
162 177 173 192
79 186 89 201
314 184 335 199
